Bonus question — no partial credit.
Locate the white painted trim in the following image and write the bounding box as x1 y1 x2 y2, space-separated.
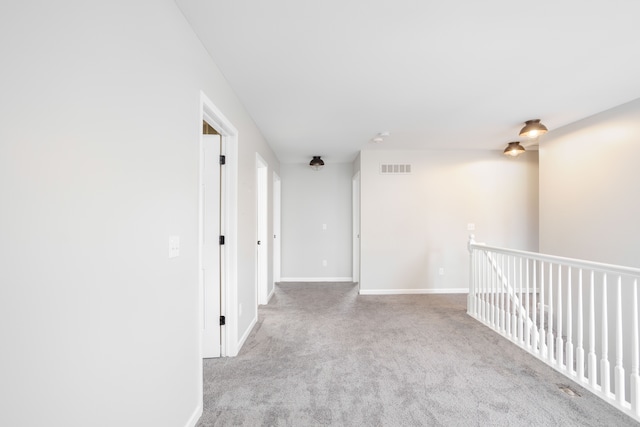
359 288 469 295
279 277 354 283
200 91 239 357
237 315 257 352
267 284 275 302
184 404 203 427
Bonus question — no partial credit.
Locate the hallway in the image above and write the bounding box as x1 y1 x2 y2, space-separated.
198 283 636 426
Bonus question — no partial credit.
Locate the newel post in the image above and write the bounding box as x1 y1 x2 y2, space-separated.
467 235 475 316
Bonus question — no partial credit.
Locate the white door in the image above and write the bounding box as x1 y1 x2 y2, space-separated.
256 155 268 305
352 172 361 285
273 172 281 284
202 134 221 358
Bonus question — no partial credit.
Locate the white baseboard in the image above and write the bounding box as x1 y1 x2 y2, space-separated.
267 285 275 302
279 277 353 283
184 403 203 427
359 288 468 295
236 314 257 354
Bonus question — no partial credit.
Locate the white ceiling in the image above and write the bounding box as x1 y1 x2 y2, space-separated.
175 0 640 164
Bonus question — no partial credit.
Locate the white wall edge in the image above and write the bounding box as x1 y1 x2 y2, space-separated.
279 277 353 283
359 288 469 295
266 285 275 303
236 314 257 354
184 403 203 427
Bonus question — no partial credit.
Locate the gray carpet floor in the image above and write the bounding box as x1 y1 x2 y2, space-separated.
197 282 638 426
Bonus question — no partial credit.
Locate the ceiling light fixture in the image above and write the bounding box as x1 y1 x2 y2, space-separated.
504 142 526 157
309 156 325 171
519 119 548 139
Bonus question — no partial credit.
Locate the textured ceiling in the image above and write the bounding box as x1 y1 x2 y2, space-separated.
175 0 640 163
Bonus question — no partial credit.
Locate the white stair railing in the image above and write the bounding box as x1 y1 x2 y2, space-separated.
467 235 640 422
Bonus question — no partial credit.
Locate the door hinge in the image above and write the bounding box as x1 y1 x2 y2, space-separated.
220 315 226 326
219 235 225 245
220 155 226 165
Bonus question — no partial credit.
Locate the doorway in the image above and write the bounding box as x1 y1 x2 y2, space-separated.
256 154 269 305
198 91 240 362
352 171 361 287
273 172 281 287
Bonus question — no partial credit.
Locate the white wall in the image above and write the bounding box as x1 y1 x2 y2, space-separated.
539 97 640 267
280 163 353 280
360 149 539 293
0 1 278 426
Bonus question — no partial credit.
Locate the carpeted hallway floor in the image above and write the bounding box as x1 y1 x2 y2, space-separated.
197 282 637 426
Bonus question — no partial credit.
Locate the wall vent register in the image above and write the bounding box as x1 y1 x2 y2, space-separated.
379 164 412 174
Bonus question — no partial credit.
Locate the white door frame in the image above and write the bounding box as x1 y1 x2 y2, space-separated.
352 171 361 287
272 172 281 288
198 91 240 371
256 154 269 305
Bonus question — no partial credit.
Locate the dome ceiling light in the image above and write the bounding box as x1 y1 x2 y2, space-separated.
519 119 548 139
503 141 526 157
309 156 325 171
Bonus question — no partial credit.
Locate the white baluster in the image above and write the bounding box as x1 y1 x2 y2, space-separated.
473 249 482 319
482 252 488 324
601 273 610 397
532 260 538 354
471 250 476 316
557 265 564 369
476 252 481 317
631 279 640 415
577 269 584 381
501 253 506 335
540 262 546 359
614 275 624 404
588 270 597 388
504 254 510 337
468 246 473 316
487 252 491 325
548 263 554 362
525 258 531 349
484 251 488 322
576 269 584 382
566 267 574 376
518 257 524 345
493 252 499 329
511 256 517 342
